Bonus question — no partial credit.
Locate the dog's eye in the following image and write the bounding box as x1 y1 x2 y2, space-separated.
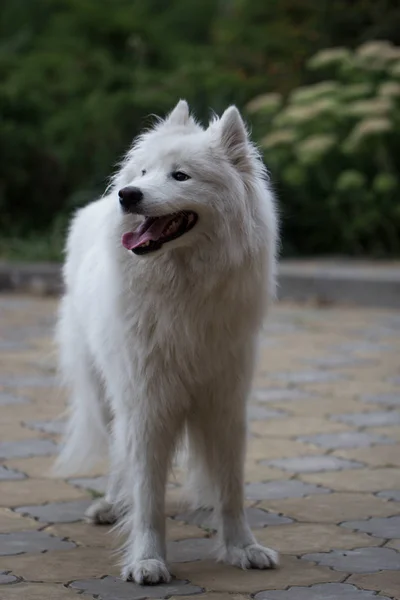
141 169 147 176
172 171 190 182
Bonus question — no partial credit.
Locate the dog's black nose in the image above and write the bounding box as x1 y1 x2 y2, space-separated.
118 186 143 211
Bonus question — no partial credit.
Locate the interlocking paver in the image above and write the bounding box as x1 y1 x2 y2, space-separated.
0 530 75 555
245 480 331 500
341 516 400 538
70 576 203 599
174 508 292 530
0 438 58 459
377 489 400 501
255 583 390 599
16 499 92 523
264 455 364 473
331 411 400 427
2 294 400 598
298 431 395 449
0 465 26 480
302 547 400 573
361 393 400 406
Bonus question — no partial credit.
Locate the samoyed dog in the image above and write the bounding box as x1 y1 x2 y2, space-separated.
55 100 279 584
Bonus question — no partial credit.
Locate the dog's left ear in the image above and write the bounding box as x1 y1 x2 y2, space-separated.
217 106 250 172
166 99 190 126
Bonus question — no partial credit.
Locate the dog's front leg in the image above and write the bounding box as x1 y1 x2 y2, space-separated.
119 408 180 585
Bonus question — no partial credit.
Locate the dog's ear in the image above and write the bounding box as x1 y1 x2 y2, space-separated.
166 100 190 126
216 106 250 172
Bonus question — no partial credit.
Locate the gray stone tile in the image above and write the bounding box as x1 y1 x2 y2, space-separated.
252 388 312 403
298 431 395 449
0 465 26 480
264 322 303 335
168 538 213 562
70 576 203 599
24 419 66 435
0 439 58 459
0 340 32 351
305 356 374 369
0 531 75 555
264 455 364 473
247 406 288 420
0 571 19 584
331 411 400 427
245 480 331 500
0 392 30 406
362 393 400 406
16 499 92 523
0 375 57 388
272 371 348 384
174 507 292 530
302 547 400 573
330 341 393 355
387 376 400 386
377 490 400 501
69 476 108 495
341 516 400 538
255 583 390 600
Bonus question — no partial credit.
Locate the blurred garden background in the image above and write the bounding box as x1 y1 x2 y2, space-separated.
1 0 399 261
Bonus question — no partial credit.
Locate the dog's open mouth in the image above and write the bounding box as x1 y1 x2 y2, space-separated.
122 211 198 255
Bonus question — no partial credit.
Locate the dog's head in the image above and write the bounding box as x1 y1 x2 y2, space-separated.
115 100 272 260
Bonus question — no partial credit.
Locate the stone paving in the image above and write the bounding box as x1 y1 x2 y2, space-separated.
0 295 400 600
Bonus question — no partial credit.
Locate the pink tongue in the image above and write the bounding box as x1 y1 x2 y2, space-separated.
122 216 173 250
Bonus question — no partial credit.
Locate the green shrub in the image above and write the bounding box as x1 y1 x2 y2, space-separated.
248 41 400 256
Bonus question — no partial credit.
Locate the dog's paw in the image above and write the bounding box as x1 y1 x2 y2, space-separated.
84 498 117 525
221 543 279 570
122 559 171 585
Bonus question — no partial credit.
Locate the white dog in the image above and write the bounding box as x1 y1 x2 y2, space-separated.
55 100 279 584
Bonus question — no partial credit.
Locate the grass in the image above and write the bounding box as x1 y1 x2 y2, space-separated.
0 232 63 263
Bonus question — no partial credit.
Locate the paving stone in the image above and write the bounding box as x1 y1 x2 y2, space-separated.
247 406 287 420
247 438 321 462
24 419 66 434
0 571 19 584
254 583 390 600
0 547 119 582
305 356 374 369
174 507 292 531
264 455 364 473
331 411 400 427
348 572 400 600
298 431 395 449
0 375 58 388
244 463 288 483
0 392 30 406
377 489 400 501
0 438 58 459
0 464 26 480
251 417 351 438
0 530 75 555
361 393 400 407
0 478 89 507
301 467 400 493
252 389 312 403
333 444 400 468
329 341 393 354
272 370 348 384
69 475 108 494
262 493 398 523
167 538 214 562
0 508 39 532
70 576 203 599
245 480 331 500
369 424 400 442
256 523 381 555
341 516 400 539
16 499 92 523
387 375 400 386
302 547 400 573
0 583 80 599
172 555 343 593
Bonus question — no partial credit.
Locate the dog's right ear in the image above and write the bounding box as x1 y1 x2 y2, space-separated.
165 100 190 126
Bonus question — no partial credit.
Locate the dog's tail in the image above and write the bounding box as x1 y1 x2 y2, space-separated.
52 298 108 477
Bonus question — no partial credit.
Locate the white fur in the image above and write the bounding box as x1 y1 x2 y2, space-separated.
55 100 279 583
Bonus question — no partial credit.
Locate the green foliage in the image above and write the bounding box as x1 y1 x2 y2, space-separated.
248 41 400 256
